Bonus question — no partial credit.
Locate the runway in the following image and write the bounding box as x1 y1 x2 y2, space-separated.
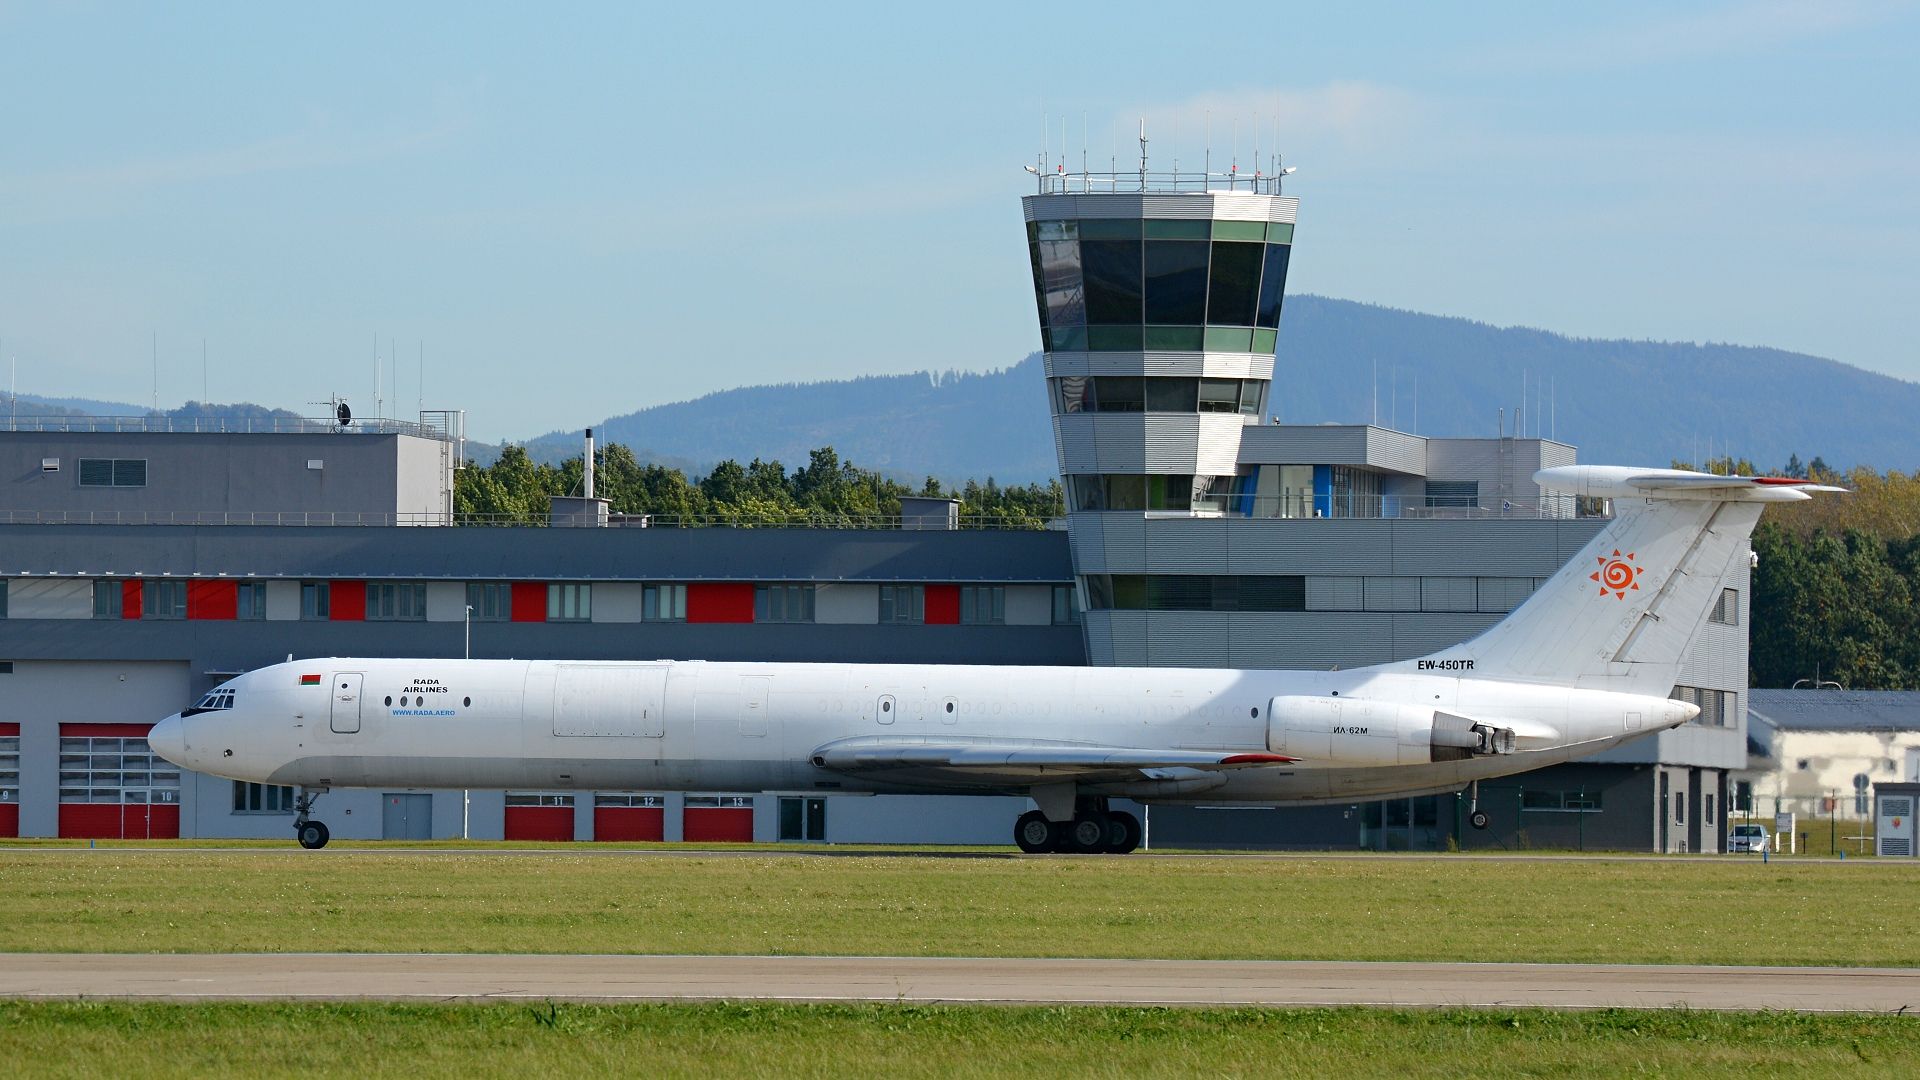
4 954 1915 1012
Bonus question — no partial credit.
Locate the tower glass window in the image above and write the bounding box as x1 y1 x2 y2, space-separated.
1206 241 1263 326
1255 244 1292 328
1080 234 1143 325
1143 241 1209 325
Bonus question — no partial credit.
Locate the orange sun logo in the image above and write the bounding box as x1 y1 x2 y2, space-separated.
1591 549 1642 599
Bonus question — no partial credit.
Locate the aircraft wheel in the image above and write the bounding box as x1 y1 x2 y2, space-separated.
1013 811 1055 853
1104 811 1142 854
1468 810 1491 831
297 821 331 850
1066 815 1108 854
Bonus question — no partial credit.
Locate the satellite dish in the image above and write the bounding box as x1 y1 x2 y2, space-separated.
336 402 352 428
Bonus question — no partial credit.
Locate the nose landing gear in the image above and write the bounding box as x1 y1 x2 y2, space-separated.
292 786 332 849
1012 799 1142 854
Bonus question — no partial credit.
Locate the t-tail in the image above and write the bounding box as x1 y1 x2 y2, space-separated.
1430 466 1843 697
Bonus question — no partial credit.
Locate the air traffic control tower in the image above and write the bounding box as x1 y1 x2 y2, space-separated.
1022 157 1298 665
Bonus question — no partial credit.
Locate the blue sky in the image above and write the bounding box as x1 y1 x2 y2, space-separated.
1 1 1915 441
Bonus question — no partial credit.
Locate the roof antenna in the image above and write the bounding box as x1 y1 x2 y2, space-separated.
1204 110 1212 179
1137 117 1148 190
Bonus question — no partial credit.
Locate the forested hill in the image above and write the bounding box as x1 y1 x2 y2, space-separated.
524 295 1920 481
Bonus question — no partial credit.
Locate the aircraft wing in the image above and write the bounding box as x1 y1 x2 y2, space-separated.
811 736 1295 787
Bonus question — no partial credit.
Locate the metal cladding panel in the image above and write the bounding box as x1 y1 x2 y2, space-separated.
1084 611 1152 666
1475 577 1537 613
1389 614 1504 657
1237 425 1426 471
1047 353 1270 379
1233 613 1395 668
1540 441 1578 469
1024 194 1150 221
1139 195 1219 220
1193 414 1248 474
1137 518 1231 574
1212 193 1299 223
0 524 1075 585
1420 576 1478 613
1386 520 1603 577
1364 428 1430 475
1067 513 1147 573
1042 351 1090 378
1026 193 1299 224
1307 575 1363 611
1219 521 1395 575
1362 576 1420 612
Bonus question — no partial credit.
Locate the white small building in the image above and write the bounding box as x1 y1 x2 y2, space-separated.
1738 690 1920 821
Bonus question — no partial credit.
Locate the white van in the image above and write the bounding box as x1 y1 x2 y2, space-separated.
1728 823 1770 852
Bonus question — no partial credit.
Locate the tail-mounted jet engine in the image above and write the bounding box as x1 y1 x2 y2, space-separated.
1266 696 1517 766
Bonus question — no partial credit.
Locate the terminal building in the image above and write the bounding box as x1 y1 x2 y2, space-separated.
0 171 1751 851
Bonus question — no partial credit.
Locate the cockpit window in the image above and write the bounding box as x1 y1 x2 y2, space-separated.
183 688 237 716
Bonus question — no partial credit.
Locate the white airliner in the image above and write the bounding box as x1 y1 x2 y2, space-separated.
148 466 1837 852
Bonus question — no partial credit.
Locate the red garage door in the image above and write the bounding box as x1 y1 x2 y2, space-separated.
57 723 180 839
0 721 17 838
594 794 665 841
683 795 754 842
504 793 575 841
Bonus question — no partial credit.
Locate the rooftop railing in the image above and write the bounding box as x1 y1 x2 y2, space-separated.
1030 168 1295 197
0 509 1065 530
1094 493 1596 520
2 412 458 441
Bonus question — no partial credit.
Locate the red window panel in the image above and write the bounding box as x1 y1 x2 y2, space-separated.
57 803 179 840
329 580 366 621
682 806 753 842
503 805 574 842
687 583 754 624
0 803 17 839
511 581 548 622
59 723 154 738
593 806 665 842
0 721 18 736
925 584 961 625
187 580 237 620
121 580 143 620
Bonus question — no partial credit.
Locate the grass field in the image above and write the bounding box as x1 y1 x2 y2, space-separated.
3 848 1916 966
2 1001 1916 1078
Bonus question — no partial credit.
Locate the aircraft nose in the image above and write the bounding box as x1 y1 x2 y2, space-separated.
148 713 190 767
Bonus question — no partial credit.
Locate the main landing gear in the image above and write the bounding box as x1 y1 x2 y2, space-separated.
292 786 332 849
1467 780 1491 830
1013 798 1142 854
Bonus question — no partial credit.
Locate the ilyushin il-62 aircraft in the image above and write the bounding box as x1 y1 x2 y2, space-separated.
149 466 1838 852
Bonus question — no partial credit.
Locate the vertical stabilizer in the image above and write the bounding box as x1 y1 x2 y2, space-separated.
1435 467 1839 696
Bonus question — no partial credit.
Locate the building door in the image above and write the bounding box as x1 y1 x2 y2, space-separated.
382 793 432 840
331 673 364 734
779 797 827 841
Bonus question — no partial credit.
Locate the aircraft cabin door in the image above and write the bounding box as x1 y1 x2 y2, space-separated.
877 694 896 725
330 673 364 734
739 676 771 737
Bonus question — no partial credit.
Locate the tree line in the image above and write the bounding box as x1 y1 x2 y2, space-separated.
454 443 1064 528
461 444 1920 689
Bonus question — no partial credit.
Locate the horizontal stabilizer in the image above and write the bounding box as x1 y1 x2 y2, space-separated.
1537 465 1847 502
812 736 1295 787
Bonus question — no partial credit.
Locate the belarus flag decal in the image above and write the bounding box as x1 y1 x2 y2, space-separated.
299 673 323 686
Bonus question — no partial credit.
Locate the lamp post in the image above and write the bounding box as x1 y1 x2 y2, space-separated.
463 603 472 840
